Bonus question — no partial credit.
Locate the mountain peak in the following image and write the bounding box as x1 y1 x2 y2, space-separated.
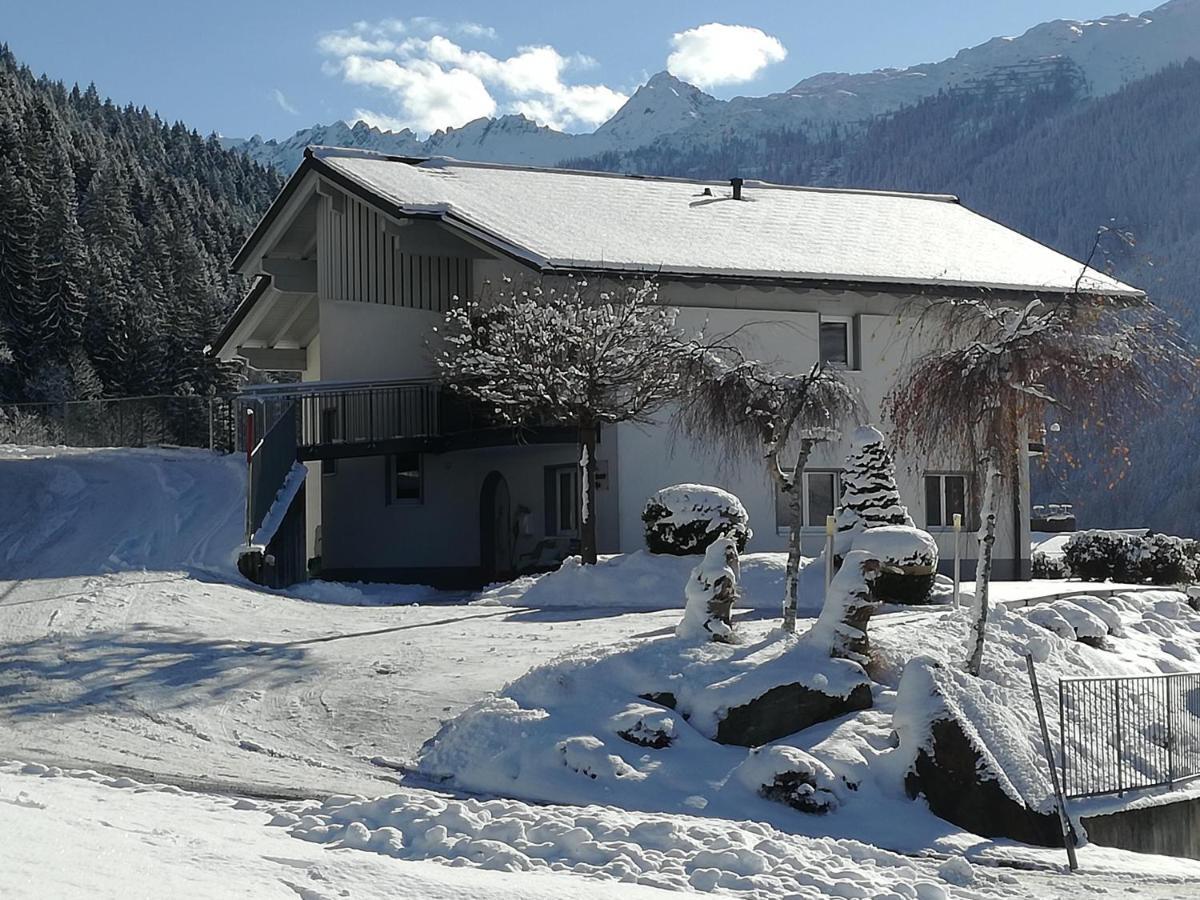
594 70 719 144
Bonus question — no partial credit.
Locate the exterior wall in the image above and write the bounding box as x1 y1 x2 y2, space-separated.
318 440 616 579
611 283 1029 575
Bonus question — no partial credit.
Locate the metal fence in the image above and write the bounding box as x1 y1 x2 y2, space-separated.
0 395 239 453
1059 672 1200 799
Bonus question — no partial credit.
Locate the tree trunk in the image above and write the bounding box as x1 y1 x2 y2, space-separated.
578 417 598 565
781 438 816 633
966 453 1001 676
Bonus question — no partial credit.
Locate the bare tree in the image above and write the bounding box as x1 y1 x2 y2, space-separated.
674 346 857 632
887 295 1181 675
435 275 682 565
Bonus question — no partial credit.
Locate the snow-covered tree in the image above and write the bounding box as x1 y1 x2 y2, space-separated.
676 536 741 643
674 347 857 632
435 275 683 565
805 549 881 665
888 295 1181 675
835 425 913 554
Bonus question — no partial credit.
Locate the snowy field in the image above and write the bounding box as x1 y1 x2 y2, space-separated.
3 447 1199 898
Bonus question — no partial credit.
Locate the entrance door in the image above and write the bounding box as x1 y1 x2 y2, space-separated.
479 471 512 582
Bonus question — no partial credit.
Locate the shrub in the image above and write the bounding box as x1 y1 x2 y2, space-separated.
852 525 939 605
1062 530 1143 582
1031 551 1069 580
642 484 751 556
1138 533 1196 585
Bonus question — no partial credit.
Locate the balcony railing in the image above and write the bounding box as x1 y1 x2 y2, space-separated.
236 379 573 459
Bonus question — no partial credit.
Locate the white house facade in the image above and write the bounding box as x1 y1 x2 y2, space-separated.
212 147 1142 588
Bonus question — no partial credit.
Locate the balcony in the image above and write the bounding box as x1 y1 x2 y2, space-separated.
238 379 575 460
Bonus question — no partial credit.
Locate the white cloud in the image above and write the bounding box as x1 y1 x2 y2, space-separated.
666 23 787 88
317 20 627 135
271 88 299 116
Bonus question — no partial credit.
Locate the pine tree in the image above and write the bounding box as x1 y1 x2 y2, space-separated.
32 147 87 350
835 424 914 553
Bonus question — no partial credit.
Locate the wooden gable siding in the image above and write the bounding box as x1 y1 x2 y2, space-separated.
317 189 471 311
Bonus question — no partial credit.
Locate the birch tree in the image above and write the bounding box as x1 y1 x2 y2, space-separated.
887 296 1180 675
674 348 857 632
435 275 683 565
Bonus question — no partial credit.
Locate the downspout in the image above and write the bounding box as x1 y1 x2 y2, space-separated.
1012 451 1024 581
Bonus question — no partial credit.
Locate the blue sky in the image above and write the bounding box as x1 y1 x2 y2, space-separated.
3 1 1140 138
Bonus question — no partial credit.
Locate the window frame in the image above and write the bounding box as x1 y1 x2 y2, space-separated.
546 463 580 536
818 315 857 371
387 451 424 505
776 468 843 532
923 471 970 530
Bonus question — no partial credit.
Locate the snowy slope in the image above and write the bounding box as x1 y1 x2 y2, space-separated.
225 0 1200 173
0 446 245 579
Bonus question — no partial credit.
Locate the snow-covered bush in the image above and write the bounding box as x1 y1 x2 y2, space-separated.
676 537 741 643
733 745 843 814
835 425 913 555
1031 551 1069 580
852 525 939 605
1062 530 1142 582
1138 533 1197 585
642 483 751 556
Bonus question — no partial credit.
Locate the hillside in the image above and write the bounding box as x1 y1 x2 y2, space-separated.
225 0 1200 174
0 46 282 404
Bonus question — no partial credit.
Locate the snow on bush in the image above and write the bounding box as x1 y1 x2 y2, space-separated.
642 483 751 556
1063 594 1124 635
852 525 939 605
1049 599 1109 646
732 745 845 814
1062 530 1143 582
1023 605 1077 640
1031 551 1069 580
677 538 741 643
1139 532 1198 585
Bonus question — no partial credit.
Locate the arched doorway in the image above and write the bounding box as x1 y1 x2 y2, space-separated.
479 471 513 582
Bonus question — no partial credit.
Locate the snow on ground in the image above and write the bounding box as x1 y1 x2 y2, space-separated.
3 447 1200 898
0 761 676 900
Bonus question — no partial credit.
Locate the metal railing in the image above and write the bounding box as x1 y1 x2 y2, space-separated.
1059 672 1200 799
248 404 299 538
296 381 440 447
0 394 238 453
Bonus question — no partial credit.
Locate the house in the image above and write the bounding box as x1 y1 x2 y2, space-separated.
211 146 1142 588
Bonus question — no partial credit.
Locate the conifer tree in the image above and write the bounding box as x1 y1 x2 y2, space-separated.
835 424 913 553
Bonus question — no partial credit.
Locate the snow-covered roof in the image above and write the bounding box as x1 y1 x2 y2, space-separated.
306 146 1141 298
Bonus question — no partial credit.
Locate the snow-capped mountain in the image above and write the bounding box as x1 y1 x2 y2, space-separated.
225 0 1200 173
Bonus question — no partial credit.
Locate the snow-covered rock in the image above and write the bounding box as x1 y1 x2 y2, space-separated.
732 745 845 814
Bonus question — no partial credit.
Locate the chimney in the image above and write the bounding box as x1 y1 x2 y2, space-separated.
730 177 743 200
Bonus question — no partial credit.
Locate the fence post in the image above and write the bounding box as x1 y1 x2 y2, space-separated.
1026 654 1079 871
825 515 836 589
952 512 962 608
1114 683 1124 796
1167 674 1175 787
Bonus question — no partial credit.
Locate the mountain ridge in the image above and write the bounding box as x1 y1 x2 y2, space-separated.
224 0 1200 173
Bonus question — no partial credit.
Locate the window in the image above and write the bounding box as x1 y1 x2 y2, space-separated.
321 407 338 476
388 452 422 503
819 316 856 369
775 469 842 530
925 473 968 528
545 464 579 535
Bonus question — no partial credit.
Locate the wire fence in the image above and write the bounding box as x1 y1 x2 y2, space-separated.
1059 672 1200 799
0 395 239 453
